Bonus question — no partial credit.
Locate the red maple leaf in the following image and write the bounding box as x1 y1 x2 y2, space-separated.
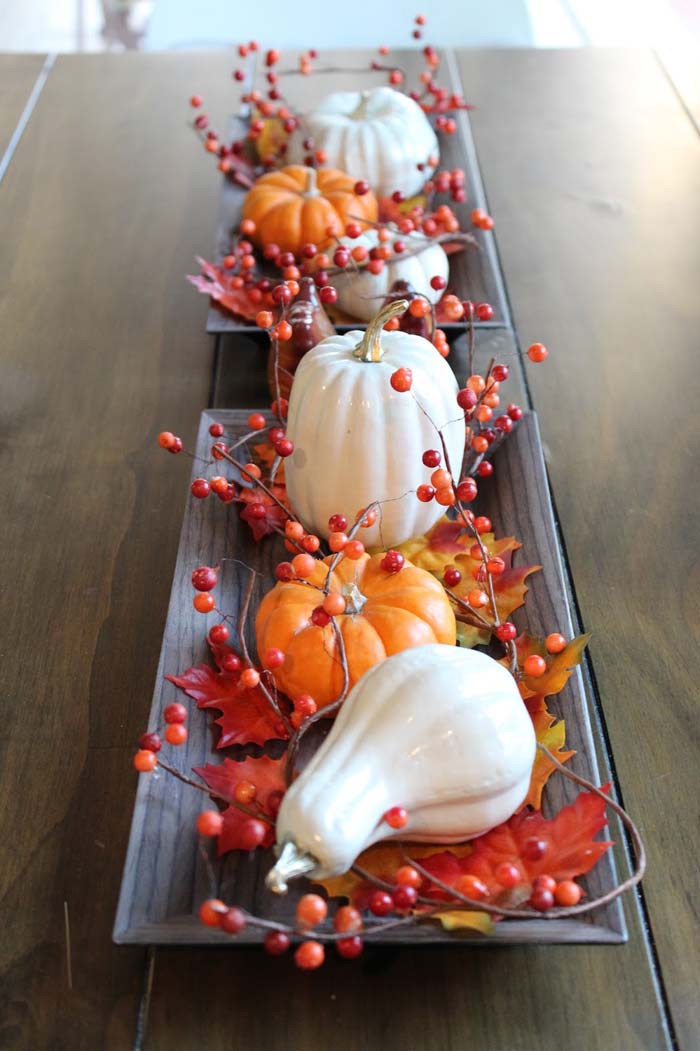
187 257 262 322
194 755 285 855
419 788 613 901
166 641 288 748
239 484 289 542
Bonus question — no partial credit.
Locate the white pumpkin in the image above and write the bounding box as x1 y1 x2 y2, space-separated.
284 301 464 549
334 227 448 322
267 644 536 889
289 87 438 198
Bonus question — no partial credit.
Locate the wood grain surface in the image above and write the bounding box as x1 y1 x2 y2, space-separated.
0 53 47 161
459 45 700 1049
205 48 508 333
0 51 236 1050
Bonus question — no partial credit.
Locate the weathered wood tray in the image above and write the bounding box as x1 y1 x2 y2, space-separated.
114 408 625 946
205 48 509 335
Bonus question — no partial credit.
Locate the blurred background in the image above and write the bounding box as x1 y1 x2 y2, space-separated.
0 0 698 51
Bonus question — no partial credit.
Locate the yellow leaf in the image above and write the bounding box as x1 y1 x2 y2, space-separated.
524 697 575 809
433 910 494 935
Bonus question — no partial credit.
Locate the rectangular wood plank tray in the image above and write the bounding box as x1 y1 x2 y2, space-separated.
205 48 509 334
114 408 625 946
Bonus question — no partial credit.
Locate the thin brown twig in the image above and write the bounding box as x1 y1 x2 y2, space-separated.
156 757 273 825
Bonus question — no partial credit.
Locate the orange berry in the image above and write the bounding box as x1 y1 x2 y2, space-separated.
554 880 583 907
455 874 488 899
302 534 320 553
165 724 188 746
256 310 273 328
356 506 378 527
527 342 548 363
467 374 486 393
292 553 316 578
344 540 365 560
546 633 567 654
328 531 348 552
196 810 223 836
436 486 456 506
193 593 215 613
474 516 492 534
524 654 547 677
467 589 489 608
323 592 346 616
240 218 256 235
277 320 292 341
430 468 451 489
285 520 305 540
484 392 500 408
442 295 464 321
476 405 493 423
133 750 157 773
295 940 325 970
158 431 175 449
243 462 261 480
199 898 225 927
240 667 261 689
234 780 257 803
334 905 363 933
395 866 421 889
296 893 327 929
409 297 431 318
471 436 489 454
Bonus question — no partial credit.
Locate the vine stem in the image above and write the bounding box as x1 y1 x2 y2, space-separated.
324 230 477 280
237 566 293 738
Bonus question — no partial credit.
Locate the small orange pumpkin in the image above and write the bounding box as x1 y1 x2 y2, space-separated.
242 165 378 255
255 552 456 710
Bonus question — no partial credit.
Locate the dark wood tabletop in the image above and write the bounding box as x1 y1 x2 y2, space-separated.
1 47 698 1051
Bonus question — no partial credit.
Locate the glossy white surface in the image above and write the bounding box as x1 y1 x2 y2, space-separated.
289 87 439 198
285 327 464 547
333 227 449 322
274 645 537 878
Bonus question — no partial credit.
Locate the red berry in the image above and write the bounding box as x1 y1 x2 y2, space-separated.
422 449 441 468
385 806 408 829
167 437 183 455
164 703 187 724
190 95 203 107
295 940 325 970
354 179 370 195
220 906 246 934
430 275 446 290
381 550 405 574
534 874 557 893
475 302 494 321
477 461 493 478
455 874 488 899
138 732 161 753
192 565 217 591
495 622 517 642
507 403 523 421
443 566 461 587
264 930 290 955
294 693 317 717
264 647 285 669
524 654 547 678
494 415 513 433
527 342 548 363
456 478 478 502
248 412 266 431
275 561 294 581
240 667 260 689
457 387 478 411
546 633 567 654
199 899 225 927
523 837 548 861
492 364 509 382
275 438 294 457
495 862 521 889
196 810 223 837
265 48 280 66
390 367 413 393
209 624 229 645
392 885 418 910
336 936 364 959
133 750 157 772
369 890 394 916
320 285 338 305
191 478 210 499
311 606 331 627
238 819 267 850
158 431 176 449
328 513 348 532
165 723 188 746
531 887 554 912
395 865 422 888
474 516 492 534
416 484 436 502
211 441 228 460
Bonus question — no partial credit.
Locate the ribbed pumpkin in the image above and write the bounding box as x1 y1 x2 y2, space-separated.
242 165 377 255
255 551 456 711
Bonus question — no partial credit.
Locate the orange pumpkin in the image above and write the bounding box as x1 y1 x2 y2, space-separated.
255 552 456 710
242 165 378 255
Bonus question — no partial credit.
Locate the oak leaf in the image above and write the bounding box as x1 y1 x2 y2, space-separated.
195 755 285 855
166 641 288 748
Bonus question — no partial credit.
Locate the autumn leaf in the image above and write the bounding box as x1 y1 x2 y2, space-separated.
166 641 288 748
187 257 262 322
252 442 286 486
239 484 290 542
524 696 575 809
398 519 520 574
511 632 590 700
378 193 427 223
194 755 285 855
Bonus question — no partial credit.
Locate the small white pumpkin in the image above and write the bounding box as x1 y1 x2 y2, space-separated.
267 644 536 889
334 227 448 322
284 301 464 549
289 87 438 199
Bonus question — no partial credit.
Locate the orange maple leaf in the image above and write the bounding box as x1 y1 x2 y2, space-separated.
524 696 575 809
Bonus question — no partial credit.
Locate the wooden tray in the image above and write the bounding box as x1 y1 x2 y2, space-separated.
205 48 509 335
114 408 625 946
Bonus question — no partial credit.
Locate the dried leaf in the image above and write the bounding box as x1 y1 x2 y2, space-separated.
166 641 288 748
195 755 286 855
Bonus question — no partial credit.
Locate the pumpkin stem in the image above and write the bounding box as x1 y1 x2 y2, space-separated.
303 166 319 197
353 299 410 363
341 580 367 615
266 841 317 894
351 90 371 119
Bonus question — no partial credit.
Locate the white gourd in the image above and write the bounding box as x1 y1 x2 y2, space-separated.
284 301 464 549
334 228 448 323
267 645 536 890
289 87 438 198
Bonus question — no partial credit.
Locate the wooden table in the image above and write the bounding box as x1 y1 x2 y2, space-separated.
1 47 698 1051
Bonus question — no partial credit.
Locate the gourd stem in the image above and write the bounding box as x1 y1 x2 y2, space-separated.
353 299 409 363
266 841 318 894
303 166 319 197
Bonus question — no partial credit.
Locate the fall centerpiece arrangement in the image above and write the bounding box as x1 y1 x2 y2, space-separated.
126 17 645 970
186 16 493 334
